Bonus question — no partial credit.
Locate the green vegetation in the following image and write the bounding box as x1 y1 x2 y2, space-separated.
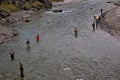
0 1 19 13
24 2 31 10
0 19 8 25
50 0 64 2
32 1 44 9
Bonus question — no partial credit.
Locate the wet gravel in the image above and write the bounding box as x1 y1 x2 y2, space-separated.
0 0 120 80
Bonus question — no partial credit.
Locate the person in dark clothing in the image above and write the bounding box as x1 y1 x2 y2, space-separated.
101 8 103 14
19 63 23 72
92 22 95 31
96 20 99 29
101 8 104 17
19 63 24 80
74 27 78 38
94 16 96 21
20 72 24 79
26 39 30 48
9 50 15 61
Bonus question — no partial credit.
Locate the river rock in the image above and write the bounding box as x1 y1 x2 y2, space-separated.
24 18 31 22
5 17 17 24
22 14 31 19
21 14 31 22
13 29 19 36
44 0 52 8
0 10 10 18
16 1 25 9
39 0 52 8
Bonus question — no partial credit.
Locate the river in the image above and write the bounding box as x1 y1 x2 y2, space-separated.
0 0 120 80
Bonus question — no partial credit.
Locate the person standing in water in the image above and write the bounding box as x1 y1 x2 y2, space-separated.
101 8 103 14
36 34 40 42
74 27 78 38
96 16 100 29
26 39 30 48
92 22 95 31
9 50 15 61
19 63 24 80
101 8 104 17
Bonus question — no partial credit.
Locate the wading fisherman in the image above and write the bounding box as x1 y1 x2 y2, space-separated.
101 8 103 14
19 63 24 80
26 39 30 48
9 50 15 61
36 34 40 42
92 22 95 31
74 27 78 38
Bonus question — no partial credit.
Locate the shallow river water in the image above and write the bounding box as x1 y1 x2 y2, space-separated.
0 0 120 80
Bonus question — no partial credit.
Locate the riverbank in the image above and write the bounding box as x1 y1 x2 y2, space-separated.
100 6 120 39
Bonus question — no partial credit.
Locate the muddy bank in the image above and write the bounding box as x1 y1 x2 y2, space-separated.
99 6 120 39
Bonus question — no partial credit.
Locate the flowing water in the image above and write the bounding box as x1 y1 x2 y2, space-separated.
0 0 120 80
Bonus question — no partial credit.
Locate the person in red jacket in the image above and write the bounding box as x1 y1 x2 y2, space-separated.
36 34 40 42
